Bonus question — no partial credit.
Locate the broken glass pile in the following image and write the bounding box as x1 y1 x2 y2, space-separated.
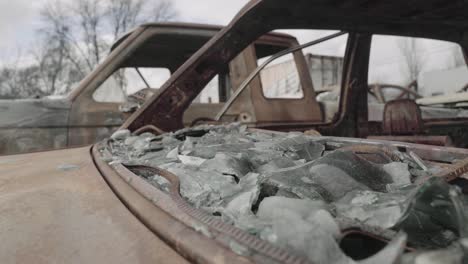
107 124 468 264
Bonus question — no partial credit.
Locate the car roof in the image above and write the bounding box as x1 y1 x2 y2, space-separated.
233 0 468 41
110 23 226 51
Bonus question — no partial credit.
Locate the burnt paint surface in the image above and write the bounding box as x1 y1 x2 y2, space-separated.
0 147 188 264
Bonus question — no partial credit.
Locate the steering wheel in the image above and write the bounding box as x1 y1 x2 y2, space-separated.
368 83 422 104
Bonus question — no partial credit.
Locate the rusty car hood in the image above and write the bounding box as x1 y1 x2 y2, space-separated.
0 147 187 264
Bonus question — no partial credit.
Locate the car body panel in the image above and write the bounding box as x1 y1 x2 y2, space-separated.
0 147 188 264
0 99 70 154
1 23 314 155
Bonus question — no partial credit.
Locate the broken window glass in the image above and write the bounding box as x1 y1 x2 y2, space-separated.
105 124 468 263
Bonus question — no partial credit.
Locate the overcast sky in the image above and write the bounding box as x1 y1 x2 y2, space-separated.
0 0 249 62
0 0 464 95
0 0 45 60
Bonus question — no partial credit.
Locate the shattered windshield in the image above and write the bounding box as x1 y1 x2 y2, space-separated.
104 124 468 263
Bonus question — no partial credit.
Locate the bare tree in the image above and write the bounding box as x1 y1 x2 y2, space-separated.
45 0 177 72
0 0 178 99
106 0 146 41
103 0 177 93
35 0 86 95
74 0 107 70
398 38 426 91
106 0 177 40
39 0 107 75
0 54 43 99
151 0 178 22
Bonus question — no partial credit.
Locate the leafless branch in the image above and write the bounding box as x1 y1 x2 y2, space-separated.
151 0 178 22
397 38 426 88
0 0 178 98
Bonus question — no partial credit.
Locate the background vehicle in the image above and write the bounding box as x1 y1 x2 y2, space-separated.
0 23 306 155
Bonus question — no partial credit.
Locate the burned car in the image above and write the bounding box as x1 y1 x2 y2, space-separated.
2 0 468 263
0 23 302 155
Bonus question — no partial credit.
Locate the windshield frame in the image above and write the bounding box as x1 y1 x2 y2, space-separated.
123 0 468 133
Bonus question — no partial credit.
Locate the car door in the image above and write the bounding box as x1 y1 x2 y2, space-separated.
183 34 326 127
